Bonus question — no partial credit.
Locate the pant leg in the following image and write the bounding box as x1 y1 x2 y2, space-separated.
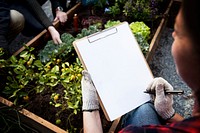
9 3 45 37
121 101 165 128
0 10 24 53
7 10 25 44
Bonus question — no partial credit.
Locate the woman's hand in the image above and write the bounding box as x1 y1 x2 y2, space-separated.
47 26 62 44
54 11 68 24
146 77 175 120
81 70 99 111
82 70 103 133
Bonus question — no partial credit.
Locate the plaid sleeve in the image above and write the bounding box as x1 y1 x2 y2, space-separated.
119 116 200 133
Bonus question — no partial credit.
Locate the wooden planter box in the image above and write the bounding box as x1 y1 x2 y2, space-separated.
0 0 178 132
0 96 66 133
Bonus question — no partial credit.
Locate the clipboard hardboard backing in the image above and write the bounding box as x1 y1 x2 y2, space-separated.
73 22 153 121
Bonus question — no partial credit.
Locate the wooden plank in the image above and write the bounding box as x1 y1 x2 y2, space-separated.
108 117 121 133
146 0 173 63
0 96 67 133
13 2 82 56
108 0 174 132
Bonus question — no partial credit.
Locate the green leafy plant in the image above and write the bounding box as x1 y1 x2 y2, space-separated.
123 0 163 21
49 58 83 132
107 3 121 17
1 47 44 104
129 21 150 40
76 25 100 39
1 46 67 104
104 20 121 29
129 21 151 55
134 33 150 56
0 46 84 131
104 20 150 55
49 58 83 115
38 33 75 64
38 25 100 65
0 25 101 131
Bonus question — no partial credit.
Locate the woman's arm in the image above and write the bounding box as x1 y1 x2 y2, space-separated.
24 0 62 44
146 78 185 123
48 26 62 44
167 113 184 123
81 70 103 133
50 0 67 23
83 111 103 133
24 0 52 29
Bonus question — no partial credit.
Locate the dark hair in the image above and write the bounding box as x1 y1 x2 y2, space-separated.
182 0 200 51
182 0 200 112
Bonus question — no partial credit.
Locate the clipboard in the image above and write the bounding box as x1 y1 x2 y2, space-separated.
73 22 153 121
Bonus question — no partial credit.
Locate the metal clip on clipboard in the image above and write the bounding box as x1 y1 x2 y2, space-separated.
87 27 118 43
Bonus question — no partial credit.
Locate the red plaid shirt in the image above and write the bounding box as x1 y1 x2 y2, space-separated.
119 116 200 133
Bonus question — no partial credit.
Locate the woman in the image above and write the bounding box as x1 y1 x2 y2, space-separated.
8 0 68 44
81 0 200 132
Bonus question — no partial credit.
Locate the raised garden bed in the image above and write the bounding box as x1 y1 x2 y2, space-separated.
0 96 66 133
0 0 179 132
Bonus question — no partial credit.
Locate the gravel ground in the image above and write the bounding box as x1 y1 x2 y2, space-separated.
149 27 194 118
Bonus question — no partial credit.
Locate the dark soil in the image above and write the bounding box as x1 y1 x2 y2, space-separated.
25 85 84 132
24 84 112 132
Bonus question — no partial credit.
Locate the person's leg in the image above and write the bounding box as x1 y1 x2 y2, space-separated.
7 10 25 44
121 101 165 128
9 3 45 37
0 10 24 54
